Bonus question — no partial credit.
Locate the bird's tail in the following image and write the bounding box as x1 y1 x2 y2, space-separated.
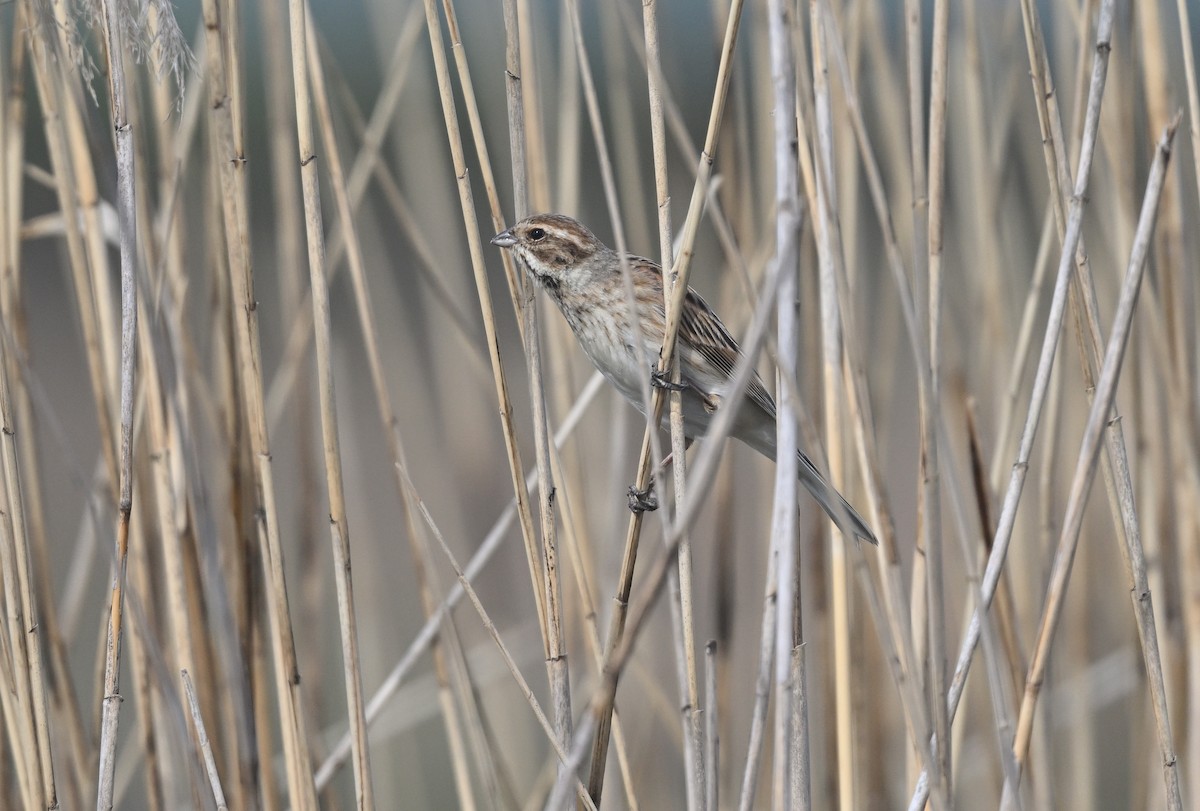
797 451 877 544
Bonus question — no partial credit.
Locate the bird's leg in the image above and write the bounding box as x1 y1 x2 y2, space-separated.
625 440 693 513
651 368 721 413
627 484 658 513
650 368 689 392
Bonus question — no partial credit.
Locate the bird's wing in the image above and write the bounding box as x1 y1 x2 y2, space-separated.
624 258 776 418
677 287 777 419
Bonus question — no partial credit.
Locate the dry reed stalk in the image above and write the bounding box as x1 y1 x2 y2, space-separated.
1176 1 1200 208
705 639 719 811
198 0 318 802
514 0 549 210
923 0 951 796
1136 0 1190 434
901 1 931 786
554 8 581 215
182 670 228 810
94 0 138 804
960 0 1008 349
789 641 809 809
287 2 375 806
834 1 864 289
257 6 319 786
766 0 803 805
600 0 653 252
125 521 166 811
729 537 777 811
805 4 863 807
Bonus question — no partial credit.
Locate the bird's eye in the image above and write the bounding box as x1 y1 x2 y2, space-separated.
529 227 547 241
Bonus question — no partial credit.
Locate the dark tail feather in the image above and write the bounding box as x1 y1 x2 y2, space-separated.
797 451 878 544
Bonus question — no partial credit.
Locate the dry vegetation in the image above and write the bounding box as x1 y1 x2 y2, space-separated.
1 0 1198 808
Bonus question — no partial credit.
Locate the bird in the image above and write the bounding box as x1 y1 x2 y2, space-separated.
491 213 876 543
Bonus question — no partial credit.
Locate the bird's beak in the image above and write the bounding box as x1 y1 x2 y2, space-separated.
490 228 517 248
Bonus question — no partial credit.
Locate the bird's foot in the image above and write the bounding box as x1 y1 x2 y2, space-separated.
627 484 658 513
650 369 688 392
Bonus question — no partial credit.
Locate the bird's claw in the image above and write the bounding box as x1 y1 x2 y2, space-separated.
650 369 688 392
627 484 658 513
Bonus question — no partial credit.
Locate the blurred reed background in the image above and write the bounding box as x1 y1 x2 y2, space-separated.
1 0 1198 808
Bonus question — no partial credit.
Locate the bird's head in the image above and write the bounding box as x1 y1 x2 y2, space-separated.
490 214 607 288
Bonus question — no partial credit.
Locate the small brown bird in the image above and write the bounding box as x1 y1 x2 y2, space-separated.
492 213 875 543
